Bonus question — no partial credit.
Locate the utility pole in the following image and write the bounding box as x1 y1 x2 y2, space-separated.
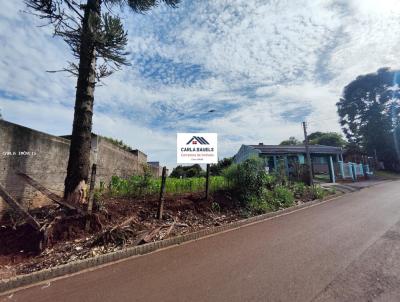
302 122 313 186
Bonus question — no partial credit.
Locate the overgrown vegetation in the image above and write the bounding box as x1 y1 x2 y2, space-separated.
170 164 204 178
109 175 230 197
102 136 134 152
102 157 329 216
222 157 326 215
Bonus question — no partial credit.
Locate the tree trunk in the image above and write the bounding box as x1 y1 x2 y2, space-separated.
64 0 100 205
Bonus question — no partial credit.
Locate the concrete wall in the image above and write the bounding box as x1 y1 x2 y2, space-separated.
0 120 147 216
92 137 147 185
0 120 71 214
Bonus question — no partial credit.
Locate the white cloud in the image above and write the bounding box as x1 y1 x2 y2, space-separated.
1 0 400 168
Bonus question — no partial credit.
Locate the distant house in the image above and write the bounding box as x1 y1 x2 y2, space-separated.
233 143 344 182
147 161 168 177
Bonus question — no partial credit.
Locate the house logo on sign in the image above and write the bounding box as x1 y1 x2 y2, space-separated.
177 133 218 164
186 136 210 145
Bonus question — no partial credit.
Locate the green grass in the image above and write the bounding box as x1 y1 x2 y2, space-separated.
109 175 231 197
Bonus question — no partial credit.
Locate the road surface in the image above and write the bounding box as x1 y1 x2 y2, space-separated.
2 180 400 302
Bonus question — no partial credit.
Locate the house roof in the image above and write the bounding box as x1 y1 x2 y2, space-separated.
248 144 343 155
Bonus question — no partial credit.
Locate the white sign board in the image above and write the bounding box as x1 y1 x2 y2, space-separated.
177 133 218 164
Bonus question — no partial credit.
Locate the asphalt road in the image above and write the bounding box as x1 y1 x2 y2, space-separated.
2 180 400 302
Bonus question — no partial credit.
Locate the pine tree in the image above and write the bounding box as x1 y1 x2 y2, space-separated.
25 0 180 204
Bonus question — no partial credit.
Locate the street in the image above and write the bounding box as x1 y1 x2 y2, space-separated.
2 180 400 302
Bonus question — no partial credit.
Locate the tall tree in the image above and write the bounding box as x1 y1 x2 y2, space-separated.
25 0 180 204
307 132 346 148
279 136 301 146
170 164 203 178
337 67 400 169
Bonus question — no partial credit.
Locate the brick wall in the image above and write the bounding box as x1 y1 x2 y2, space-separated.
0 120 147 217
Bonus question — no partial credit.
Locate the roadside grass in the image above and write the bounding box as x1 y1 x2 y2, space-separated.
103 158 334 217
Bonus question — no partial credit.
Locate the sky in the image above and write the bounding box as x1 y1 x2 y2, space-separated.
1 0 400 169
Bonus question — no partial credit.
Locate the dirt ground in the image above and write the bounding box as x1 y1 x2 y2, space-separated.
0 191 246 279
0 188 328 280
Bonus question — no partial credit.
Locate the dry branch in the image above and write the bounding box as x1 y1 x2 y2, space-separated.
139 226 163 245
17 172 83 213
92 216 139 246
161 218 176 240
0 182 40 230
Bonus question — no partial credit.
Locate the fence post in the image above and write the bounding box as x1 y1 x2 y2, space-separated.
157 166 167 220
205 164 210 199
85 163 97 232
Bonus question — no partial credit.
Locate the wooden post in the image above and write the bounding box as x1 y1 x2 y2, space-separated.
0 182 40 230
85 163 97 231
205 164 210 199
157 166 167 220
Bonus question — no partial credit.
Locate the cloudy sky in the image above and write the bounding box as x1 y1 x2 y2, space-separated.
1 0 400 169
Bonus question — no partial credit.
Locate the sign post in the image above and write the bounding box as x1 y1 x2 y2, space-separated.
205 163 210 199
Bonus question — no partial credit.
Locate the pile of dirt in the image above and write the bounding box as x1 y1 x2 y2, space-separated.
0 191 245 278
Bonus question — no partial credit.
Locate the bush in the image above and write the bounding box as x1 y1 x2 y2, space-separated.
247 196 271 215
223 157 269 205
273 185 295 208
223 157 297 213
221 163 239 186
311 185 326 199
291 182 306 198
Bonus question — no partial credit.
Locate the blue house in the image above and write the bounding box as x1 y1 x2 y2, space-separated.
233 143 344 182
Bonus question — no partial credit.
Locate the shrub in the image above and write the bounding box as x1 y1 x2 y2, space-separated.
273 185 295 208
292 182 306 199
247 196 270 215
311 185 326 199
221 163 239 187
225 157 269 205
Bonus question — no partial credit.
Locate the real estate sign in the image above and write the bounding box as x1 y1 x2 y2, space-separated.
177 133 218 164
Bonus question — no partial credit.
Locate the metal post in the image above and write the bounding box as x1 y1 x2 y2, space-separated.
205 163 210 199
157 166 167 220
302 122 313 186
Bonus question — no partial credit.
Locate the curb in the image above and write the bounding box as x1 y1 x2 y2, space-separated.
0 192 344 294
